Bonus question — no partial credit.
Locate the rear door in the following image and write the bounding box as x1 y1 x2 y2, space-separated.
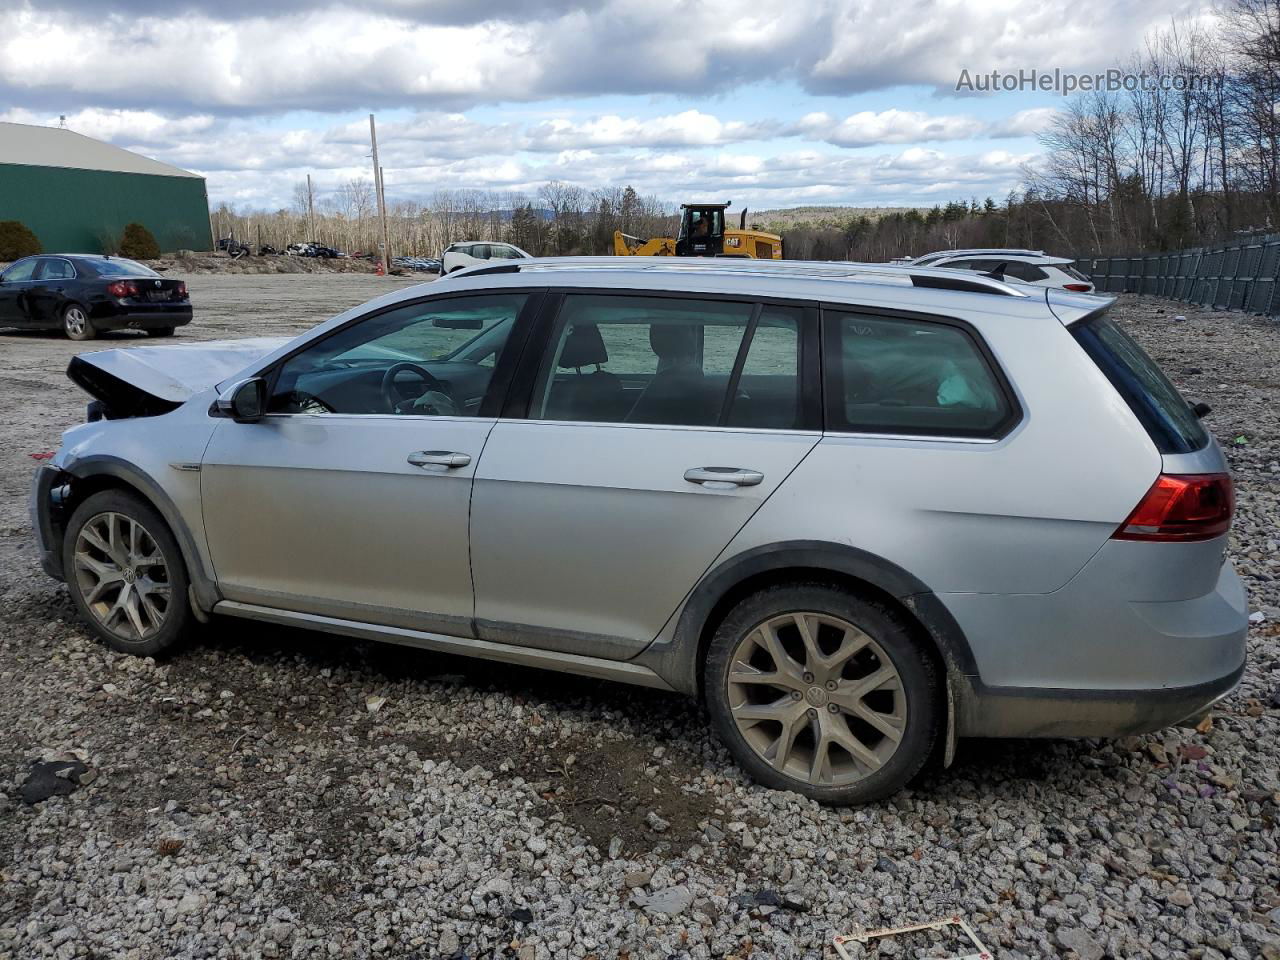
0 258 39 326
29 257 76 325
469 291 821 659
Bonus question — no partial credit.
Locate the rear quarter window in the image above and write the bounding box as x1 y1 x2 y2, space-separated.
1071 313 1208 454
824 310 1017 437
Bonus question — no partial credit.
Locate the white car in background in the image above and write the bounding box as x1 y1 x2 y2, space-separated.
910 249 1095 293
442 241 531 274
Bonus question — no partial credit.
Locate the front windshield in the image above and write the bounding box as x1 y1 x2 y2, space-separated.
93 258 160 278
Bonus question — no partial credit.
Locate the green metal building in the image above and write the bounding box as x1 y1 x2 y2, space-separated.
0 121 211 254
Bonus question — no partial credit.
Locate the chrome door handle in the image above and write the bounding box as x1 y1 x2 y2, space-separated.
407 450 471 468
684 466 764 487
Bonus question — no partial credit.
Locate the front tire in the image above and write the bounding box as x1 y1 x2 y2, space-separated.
705 583 939 804
62 490 193 657
63 304 95 341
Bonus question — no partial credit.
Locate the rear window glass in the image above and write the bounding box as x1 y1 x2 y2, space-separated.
92 258 160 278
1063 264 1090 282
1072 313 1208 454
824 311 1015 436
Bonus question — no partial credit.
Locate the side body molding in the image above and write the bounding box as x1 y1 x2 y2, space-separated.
634 539 980 697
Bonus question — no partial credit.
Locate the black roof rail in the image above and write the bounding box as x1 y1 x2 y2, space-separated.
910 273 1018 296
455 263 521 277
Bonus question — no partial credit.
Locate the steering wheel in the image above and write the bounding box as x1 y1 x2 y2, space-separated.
380 362 450 414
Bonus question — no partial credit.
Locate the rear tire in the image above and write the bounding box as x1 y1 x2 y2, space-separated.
146 327 176 338
63 304 95 341
705 583 938 804
62 490 193 658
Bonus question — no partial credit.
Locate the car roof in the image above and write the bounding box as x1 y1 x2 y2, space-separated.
227 257 1112 391
439 256 1109 324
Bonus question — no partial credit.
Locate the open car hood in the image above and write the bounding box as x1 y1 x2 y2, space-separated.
67 336 290 418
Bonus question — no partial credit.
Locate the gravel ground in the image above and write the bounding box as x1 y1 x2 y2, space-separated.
1 283 1278 960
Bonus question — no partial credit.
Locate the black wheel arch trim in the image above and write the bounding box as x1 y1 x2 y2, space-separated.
635 539 980 696
58 455 220 612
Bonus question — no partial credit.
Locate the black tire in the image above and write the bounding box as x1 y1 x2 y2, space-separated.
62 489 193 657
705 582 939 804
63 303 96 341
146 327 176 338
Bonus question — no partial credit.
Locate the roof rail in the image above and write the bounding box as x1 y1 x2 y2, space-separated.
447 255 1032 298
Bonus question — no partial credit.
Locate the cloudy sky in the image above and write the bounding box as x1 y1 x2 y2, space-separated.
1 0 1213 212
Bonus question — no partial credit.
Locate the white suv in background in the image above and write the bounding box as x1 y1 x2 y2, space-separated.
442 241 531 274
911 249 1095 293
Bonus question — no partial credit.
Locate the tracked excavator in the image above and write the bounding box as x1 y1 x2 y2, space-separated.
612 202 783 260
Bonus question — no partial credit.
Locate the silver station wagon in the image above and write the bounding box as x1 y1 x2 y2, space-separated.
31 258 1247 803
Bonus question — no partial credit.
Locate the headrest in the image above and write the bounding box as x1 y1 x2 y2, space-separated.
558 324 609 368
649 323 699 363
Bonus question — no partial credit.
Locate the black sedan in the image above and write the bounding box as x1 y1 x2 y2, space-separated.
0 255 192 341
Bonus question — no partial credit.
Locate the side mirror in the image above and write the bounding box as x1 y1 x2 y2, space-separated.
216 377 267 422
432 316 484 330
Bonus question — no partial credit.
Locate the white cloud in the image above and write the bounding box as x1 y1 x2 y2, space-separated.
1 0 1216 112
794 109 987 147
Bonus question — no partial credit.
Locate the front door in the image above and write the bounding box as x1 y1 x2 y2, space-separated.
201 290 537 636
470 292 820 659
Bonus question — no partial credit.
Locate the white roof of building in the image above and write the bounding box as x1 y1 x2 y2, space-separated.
0 122 203 179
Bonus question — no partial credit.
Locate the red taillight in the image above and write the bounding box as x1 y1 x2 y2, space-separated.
1113 473 1234 542
1063 282 1093 292
176 281 188 299
106 280 139 298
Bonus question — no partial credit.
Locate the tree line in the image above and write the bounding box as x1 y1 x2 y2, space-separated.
209 183 677 259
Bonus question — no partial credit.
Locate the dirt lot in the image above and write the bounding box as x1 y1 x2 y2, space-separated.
1 276 1278 960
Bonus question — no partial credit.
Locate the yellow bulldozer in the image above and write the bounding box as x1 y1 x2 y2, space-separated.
613 202 783 260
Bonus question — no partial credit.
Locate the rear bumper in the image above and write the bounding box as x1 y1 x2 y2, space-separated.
947 556 1249 737
89 302 192 330
957 662 1244 738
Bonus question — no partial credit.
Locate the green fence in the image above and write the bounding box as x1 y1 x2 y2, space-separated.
1077 233 1280 317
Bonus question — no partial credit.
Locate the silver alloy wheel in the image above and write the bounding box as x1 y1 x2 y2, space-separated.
64 306 88 337
726 612 907 787
72 512 171 642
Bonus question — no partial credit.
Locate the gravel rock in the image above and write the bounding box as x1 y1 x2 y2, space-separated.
1057 926 1105 960
0 288 1276 959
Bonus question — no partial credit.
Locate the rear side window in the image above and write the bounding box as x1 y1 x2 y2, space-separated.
1072 313 1208 454
1003 261 1047 282
530 294 803 429
825 310 1015 437
37 258 75 280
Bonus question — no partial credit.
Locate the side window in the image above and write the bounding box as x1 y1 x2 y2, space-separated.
1004 262 1047 282
268 293 527 416
472 245 492 260
37 259 74 280
531 294 808 428
825 311 1013 437
2 259 37 282
726 307 801 429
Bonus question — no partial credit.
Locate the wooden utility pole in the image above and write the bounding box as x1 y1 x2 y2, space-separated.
306 174 316 241
369 114 391 272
